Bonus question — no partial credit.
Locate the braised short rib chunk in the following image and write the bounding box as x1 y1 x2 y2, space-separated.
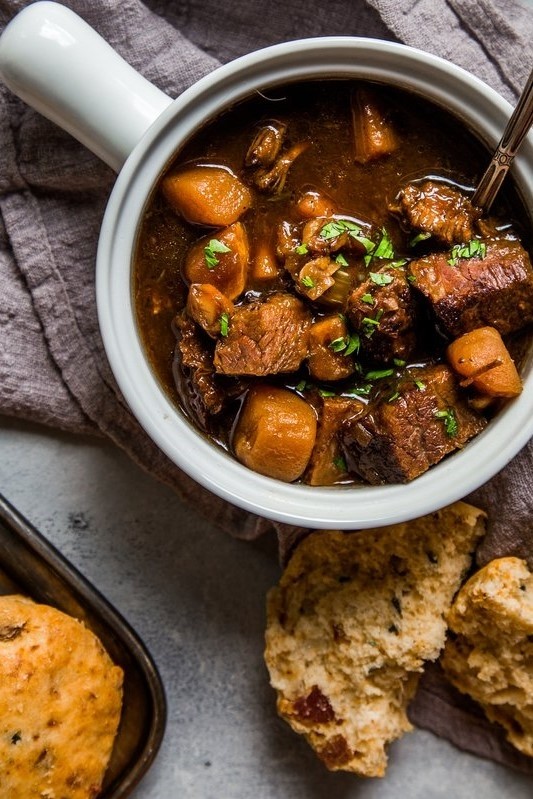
341 364 486 484
175 314 227 422
213 293 311 376
390 181 481 246
347 267 417 363
409 239 533 336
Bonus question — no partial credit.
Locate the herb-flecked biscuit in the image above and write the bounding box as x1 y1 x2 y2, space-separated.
0 594 124 799
264 502 485 777
441 556 533 756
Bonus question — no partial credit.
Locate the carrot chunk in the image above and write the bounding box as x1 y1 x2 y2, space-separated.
308 315 356 381
162 165 252 226
233 385 317 482
351 88 398 164
446 326 522 398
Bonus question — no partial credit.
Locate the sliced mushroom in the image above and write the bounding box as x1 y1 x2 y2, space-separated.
186 283 234 338
253 141 309 193
245 120 287 168
296 256 341 301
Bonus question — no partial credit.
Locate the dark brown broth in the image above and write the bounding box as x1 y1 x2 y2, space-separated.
133 79 525 466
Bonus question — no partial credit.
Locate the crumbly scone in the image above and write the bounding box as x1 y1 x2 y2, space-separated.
264 502 486 777
0 594 124 799
441 556 533 757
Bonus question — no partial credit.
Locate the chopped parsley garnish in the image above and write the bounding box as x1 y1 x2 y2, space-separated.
295 243 309 255
361 309 384 338
219 312 230 337
413 378 426 391
343 383 373 398
389 258 408 269
319 219 374 252
320 219 358 239
318 388 336 398
372 229 395 260
329 336 347 352
388 390 401 403
295 379 308 392
365 368 395 381
434 407 458 437
364 228 395 266
361 293 375 305
407 274 417 283
204 238 231 268
335 253 349 266
409 231 432 247
301 275 316 288
329 333 360 356
344 333 361 356
369 271 394 286
447 239 487 266
333 455 347 471
393 358 406 367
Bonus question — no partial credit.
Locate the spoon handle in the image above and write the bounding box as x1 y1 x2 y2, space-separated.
472 68 533 212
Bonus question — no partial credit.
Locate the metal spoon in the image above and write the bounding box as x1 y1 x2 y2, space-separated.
472 67 533 212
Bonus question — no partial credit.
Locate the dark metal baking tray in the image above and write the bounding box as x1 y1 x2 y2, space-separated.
0 492 166 798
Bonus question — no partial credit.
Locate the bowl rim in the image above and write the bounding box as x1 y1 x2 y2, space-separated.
96 36 533 528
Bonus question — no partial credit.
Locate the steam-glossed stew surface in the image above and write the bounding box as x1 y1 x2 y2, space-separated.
133 79 533 486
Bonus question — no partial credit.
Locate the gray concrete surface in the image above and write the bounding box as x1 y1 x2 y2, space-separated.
0 416 531 798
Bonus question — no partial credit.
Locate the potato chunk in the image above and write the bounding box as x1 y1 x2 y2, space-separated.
233 385 317 482
183 222 249 300
446 326 522 398
162 165 252 226
186 284 234 338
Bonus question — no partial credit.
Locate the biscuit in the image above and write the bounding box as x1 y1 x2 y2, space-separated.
264 502 485 776
0 594 123 798
441 556 533 756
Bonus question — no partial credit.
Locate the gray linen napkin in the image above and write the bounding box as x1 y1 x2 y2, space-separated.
0 0 532 773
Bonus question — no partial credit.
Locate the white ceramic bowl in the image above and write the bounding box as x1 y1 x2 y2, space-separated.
1 1 532 528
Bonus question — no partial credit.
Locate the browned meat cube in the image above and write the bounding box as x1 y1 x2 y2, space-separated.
341 364 486 484
347 267 416 363
175 314 226 422
306 396 364 486
409 239 533 336
213 293 311 376
390 181 481 246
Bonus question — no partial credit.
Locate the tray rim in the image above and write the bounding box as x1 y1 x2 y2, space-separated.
0 492 167 799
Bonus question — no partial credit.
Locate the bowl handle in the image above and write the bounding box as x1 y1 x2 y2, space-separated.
0 1 173 172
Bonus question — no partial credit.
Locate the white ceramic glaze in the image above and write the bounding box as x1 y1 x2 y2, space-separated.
0 1 171 170
1 1 532 528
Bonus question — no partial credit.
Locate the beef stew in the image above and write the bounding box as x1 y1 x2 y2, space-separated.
134 80 533 486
